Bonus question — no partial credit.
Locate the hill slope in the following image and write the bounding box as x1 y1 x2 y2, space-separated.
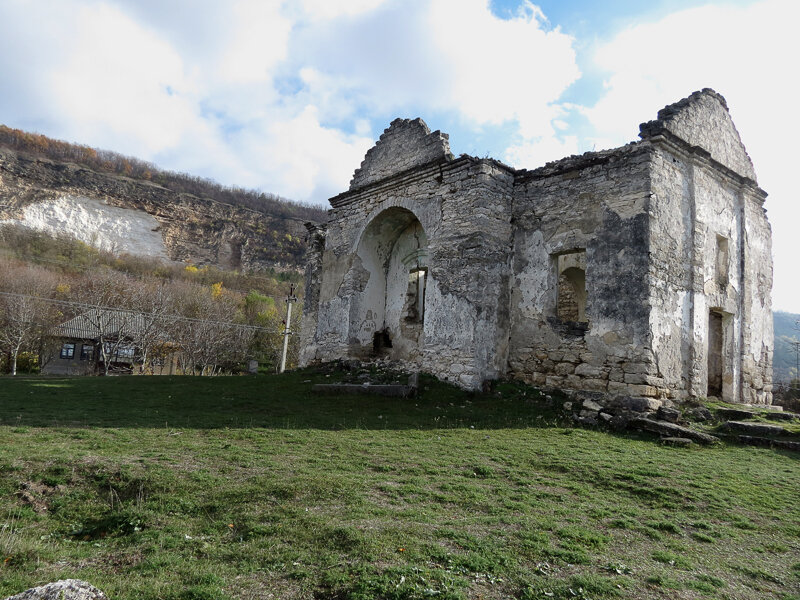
0 126 327 271
774 310 799 382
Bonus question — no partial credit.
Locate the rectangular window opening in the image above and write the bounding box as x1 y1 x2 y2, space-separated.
556 250 587 323
79 344 94 361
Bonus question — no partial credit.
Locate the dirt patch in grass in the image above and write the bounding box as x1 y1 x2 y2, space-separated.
15 481 63 513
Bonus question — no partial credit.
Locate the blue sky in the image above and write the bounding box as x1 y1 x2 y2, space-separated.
0 0 798 311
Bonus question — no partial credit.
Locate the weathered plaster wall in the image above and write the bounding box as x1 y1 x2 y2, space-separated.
428 159 514 387
298 223 326 366
647 144 749 402
643 88 772 404
741 187 773 403
508 145 658 397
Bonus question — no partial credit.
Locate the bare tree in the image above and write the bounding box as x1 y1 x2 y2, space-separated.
131 280 173 374
0 261 59 375
79 270 139 375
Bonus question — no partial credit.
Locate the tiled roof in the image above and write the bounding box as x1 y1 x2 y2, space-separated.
50 309 150 340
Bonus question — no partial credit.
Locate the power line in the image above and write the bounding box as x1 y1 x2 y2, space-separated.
0 248 297 302
0 291 281 334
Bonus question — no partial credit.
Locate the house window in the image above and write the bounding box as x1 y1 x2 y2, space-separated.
556 250 587 323
60 343 75 359
80 344 94 361
102 342 135 360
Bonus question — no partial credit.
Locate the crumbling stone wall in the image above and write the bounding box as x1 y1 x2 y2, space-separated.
349 118 453 190
301 89 773 404
508 144 658 398
640 89 757 181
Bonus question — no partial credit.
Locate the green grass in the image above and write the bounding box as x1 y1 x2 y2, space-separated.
0 370 799 599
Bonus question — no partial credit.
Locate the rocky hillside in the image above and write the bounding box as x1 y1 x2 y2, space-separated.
0 145 326 271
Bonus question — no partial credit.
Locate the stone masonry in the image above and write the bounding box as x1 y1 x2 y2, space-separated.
300 90 773 404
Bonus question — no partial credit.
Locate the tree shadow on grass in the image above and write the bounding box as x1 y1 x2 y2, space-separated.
0 370 570 431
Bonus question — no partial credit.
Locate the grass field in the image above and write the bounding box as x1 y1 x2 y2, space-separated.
0 370 798 600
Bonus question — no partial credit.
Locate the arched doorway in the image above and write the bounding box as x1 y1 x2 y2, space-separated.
351 207 429 361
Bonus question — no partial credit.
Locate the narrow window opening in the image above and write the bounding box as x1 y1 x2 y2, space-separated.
715 235 729 287
60 343 75 360
556 250 587 323
707 310 724 398
406 267 427 322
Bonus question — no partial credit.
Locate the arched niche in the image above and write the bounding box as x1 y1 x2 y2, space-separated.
350 207 429 361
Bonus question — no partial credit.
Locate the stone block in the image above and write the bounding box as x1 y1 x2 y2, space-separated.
724 421 786 436
555 362 575 376
583 399 603 411
545 376 562 388
575 363 602 378
620 396 662 412
626 384 658 398
582 378 609 392
656 406 681 423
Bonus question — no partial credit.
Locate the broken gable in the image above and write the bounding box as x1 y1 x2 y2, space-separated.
349 118 453 191
639 88 757 182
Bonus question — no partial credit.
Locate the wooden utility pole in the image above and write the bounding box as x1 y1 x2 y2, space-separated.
279 284 298 373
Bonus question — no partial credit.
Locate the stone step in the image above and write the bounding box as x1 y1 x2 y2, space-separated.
312 383 416 397
765 412 800 422
723 421 786 436
716 408 756 420
735 436 800 451
660 437 694 447
629 417 719 444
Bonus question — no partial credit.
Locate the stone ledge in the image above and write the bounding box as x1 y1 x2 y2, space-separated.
723 421 786 436
629 417 719 444
736 436 800 451
312 383 416 398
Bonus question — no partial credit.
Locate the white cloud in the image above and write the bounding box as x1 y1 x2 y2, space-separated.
505 135 579 169
217 0 291 84
290 0 579 131
581 0 800 311
229 105 374 201
297 0 388 21
428 0 578 134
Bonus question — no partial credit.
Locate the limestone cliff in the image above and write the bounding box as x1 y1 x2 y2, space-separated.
0 147 317 271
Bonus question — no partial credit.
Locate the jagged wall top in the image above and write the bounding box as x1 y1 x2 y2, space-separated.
639 88 757 182
348 118 454 191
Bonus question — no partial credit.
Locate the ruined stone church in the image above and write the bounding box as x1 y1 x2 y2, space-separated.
299 89 773 405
